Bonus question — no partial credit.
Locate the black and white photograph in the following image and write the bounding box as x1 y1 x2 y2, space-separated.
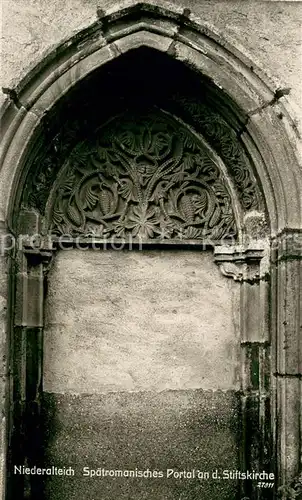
0 1 301 499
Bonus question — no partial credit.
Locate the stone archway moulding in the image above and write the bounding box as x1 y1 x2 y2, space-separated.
0 3 301 500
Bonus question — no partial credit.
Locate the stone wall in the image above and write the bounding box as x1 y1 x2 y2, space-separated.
1 0 302 131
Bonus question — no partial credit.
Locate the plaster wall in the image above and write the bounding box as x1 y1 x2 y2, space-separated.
44 249 240 394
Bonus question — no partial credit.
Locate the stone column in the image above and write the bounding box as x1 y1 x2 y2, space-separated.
272 230 302 496
214 245 273 500
12 235 54 500
0 221 11 500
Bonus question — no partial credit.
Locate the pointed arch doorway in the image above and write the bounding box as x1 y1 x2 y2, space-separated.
8 47 272 500
2 7 301 499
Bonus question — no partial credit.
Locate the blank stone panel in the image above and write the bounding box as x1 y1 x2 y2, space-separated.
43 249 240 394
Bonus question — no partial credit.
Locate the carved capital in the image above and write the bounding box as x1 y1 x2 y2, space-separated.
214 244 269 344
21 235 55 267
214 246 265 282
216 261 244 281
23 245 54 268
14 237 55 327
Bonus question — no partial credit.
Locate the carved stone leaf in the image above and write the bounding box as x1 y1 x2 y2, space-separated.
193 190 208 214
185 226 202 239
70 142 94 166
181 133 198 152
209 206 221 228
182 154 195 171
119 130 136 150
81 183 99 210
59 173 76 194
52 204 65 226
153 133 169 155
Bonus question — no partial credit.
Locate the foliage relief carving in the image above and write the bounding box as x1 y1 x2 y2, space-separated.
48 112 238 240
170 94 261 211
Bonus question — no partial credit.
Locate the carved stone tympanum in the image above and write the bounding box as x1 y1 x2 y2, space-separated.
47 111 238 240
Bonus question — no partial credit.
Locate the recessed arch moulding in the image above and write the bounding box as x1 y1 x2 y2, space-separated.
19 68 264 247
0 3 301 499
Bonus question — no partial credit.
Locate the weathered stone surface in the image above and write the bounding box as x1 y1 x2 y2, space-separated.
1 0 99 88
246 106 302 232
0 417 5 500
1 0 301 130
41 389 240 500
30 45 115 117
173 40 270 115
113 30 172 54
274 240 302 376
0 250 8 500
183 0 302 120
276 377 302 483
44 249 240 394
0 108 39 223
